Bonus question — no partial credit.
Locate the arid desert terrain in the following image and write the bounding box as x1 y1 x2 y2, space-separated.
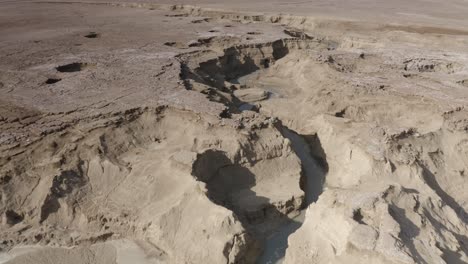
1 1 468 263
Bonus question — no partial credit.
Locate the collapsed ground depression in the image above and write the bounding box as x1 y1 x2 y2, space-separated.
1 1 468 264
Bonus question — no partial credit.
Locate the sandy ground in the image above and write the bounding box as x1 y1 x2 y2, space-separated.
1 1 468 264
26 0 468 30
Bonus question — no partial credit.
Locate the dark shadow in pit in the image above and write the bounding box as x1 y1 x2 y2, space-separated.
84 32 99 38
164 13 188 17
255 127 328 263
257 217 303 264
56 62 88 73
180 40 290 117
164 41 186 48
45 78 61 85
192 150 292 225
281 128 327 206
181 41 289 89
56 62 96 73
40 169 86 223
247 31 263 35
192 150 298 262
191 18 211 23
5 210 24 226
197 52 261 88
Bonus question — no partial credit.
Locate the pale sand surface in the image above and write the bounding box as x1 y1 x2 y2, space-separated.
1 1 468 264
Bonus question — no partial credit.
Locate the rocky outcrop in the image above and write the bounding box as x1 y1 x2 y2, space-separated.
0 107 305 263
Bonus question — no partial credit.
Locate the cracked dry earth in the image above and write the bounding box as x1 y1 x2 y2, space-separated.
1 1 468 264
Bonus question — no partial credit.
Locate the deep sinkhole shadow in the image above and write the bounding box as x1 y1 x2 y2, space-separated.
179 40 290 116
255 127 328 264
45 78 61 85
40 163 86 223
190 127 329 264
280 127 327 206
56 62 83 73
5 210 24 226
192 150 300 263
84 32 99 38
183 39 330 263
56 62 95 73
192 150 290 226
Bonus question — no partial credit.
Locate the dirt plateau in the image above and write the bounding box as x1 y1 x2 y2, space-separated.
0 1 468 264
